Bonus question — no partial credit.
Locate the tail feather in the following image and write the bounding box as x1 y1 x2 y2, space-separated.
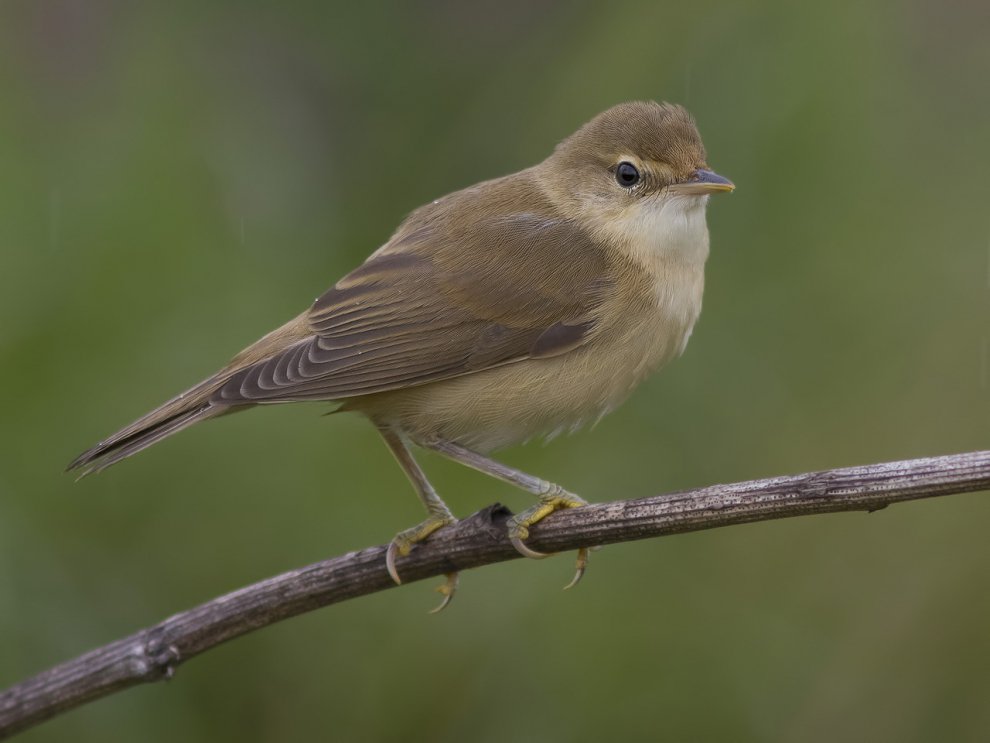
67 373 235 477
68 405 218 477
68 312 312 476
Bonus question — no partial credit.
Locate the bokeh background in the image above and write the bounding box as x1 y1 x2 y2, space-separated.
2 1 988 740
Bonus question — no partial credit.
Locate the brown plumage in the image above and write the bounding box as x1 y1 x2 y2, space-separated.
69 101 732 603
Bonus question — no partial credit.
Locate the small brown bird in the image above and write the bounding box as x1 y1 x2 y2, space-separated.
70 101 733 609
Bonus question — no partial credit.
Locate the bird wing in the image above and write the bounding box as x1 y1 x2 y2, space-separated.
212 210 612 404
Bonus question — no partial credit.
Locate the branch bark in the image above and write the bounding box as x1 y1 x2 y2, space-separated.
2 450 989 739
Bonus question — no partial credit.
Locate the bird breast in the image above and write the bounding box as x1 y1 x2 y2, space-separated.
362 258 705 453
356 192 711 452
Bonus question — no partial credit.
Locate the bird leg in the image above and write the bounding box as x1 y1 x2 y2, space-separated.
422 437 590 589
378 427 458 612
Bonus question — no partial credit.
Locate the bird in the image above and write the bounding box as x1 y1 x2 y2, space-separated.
69 100 733 611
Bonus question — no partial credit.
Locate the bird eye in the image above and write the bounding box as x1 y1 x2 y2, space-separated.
615 161 640 187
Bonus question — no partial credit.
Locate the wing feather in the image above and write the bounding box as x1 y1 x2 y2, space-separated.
211 179 613 405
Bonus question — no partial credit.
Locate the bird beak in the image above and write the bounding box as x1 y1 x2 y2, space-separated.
668 168 735 195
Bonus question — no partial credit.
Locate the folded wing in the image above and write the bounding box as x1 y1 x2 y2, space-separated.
213 214 611 404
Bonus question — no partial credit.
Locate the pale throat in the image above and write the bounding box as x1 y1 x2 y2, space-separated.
597 192 710 317
606 193 711 268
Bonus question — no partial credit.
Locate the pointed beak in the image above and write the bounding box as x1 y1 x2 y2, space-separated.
668 168 735 195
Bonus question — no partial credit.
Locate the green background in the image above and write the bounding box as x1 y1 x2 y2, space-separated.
2 1 988 740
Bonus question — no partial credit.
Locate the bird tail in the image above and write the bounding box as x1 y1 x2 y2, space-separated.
68 312 311 477
66 374 235 477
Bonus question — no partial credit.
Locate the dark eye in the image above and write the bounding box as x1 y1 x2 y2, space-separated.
615 161 640 187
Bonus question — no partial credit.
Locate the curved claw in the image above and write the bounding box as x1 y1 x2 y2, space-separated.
385 541 404 585
510 532 550 559
563 547 590 590
428 572 459 614
386 513 457 587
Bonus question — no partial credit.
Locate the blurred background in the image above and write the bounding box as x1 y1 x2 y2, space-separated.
1 1 988 740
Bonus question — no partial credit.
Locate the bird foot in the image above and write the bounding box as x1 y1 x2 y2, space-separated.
385 513 459 612
385 513 457 585
507 490 590 588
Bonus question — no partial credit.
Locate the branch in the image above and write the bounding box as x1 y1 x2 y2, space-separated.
2 450 988 738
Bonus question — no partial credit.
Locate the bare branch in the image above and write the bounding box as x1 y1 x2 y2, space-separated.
2 450 988 739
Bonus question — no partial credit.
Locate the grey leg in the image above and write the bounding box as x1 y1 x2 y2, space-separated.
378 427 458 612
423 437 591 588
